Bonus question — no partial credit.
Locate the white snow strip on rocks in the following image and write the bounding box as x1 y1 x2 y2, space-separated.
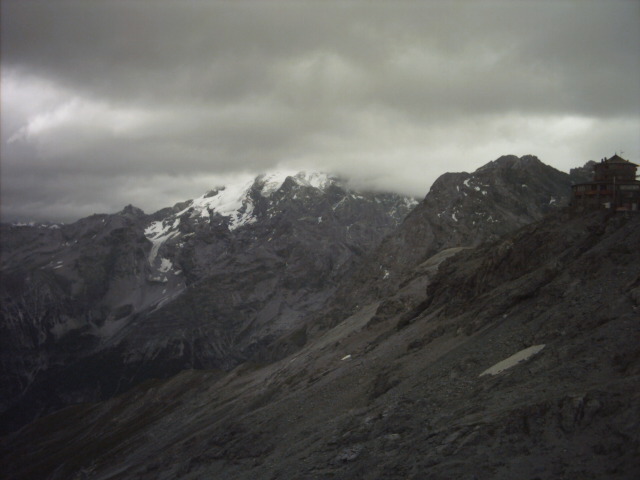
258 171 295 196
145 220 180 264
178 177 255 220
405 197 419 209
298 171 333 190
159 258 173 273
480 344 545 376
259 171 333 196
144 171 339 262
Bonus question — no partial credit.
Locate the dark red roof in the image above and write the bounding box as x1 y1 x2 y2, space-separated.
606 154 639 166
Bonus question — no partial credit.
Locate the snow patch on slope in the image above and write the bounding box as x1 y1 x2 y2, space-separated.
480 345 545 376
145 220 180 264
177 177 257 230
294 171 334 190
258 171 334 197
143 171 343 265
159 258 173 273
258 171 297 196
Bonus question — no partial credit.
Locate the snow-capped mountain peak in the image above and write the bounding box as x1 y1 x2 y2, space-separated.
290 171 335 190
142 171 340 275
256 171 336 197
256 171 296 197
158 171 338 231
177 177 256 225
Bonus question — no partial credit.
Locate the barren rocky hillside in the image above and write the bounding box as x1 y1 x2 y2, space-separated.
2 208 638 479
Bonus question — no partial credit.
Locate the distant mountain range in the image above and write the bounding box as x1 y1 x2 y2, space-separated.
0 171 416 432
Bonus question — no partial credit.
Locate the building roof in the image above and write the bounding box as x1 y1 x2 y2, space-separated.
606 154 639 166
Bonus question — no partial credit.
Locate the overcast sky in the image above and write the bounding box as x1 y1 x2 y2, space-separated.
2 0 639 223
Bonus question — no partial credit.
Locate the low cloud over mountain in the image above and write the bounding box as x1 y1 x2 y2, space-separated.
2 2 639 222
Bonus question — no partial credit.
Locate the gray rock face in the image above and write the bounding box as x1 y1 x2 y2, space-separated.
377 154 570 278
2 207 638 480
313 155 572 330
0 212 154 429
0 172 416 432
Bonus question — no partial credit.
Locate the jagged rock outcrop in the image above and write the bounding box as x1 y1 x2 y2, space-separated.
371 155 571 285
310 154 572 333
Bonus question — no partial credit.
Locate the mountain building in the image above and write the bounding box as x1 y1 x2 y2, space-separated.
571 154 640 211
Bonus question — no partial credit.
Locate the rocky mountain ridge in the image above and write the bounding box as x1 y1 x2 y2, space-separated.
306 154 574 335
2 204 638 480
0 171 416 433
0 156 588 438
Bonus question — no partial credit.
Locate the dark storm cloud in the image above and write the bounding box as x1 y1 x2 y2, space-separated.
2 0 639 222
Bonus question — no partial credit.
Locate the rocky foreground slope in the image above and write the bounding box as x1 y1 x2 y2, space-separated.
2 207 638 480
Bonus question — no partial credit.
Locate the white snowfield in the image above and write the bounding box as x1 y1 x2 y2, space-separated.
144 220 180 264
480 344 545 376
143 171 336 266
192 182 253 217
259 171 334 195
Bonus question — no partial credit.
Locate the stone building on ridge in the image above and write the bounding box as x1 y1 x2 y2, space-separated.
571 154 640 211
